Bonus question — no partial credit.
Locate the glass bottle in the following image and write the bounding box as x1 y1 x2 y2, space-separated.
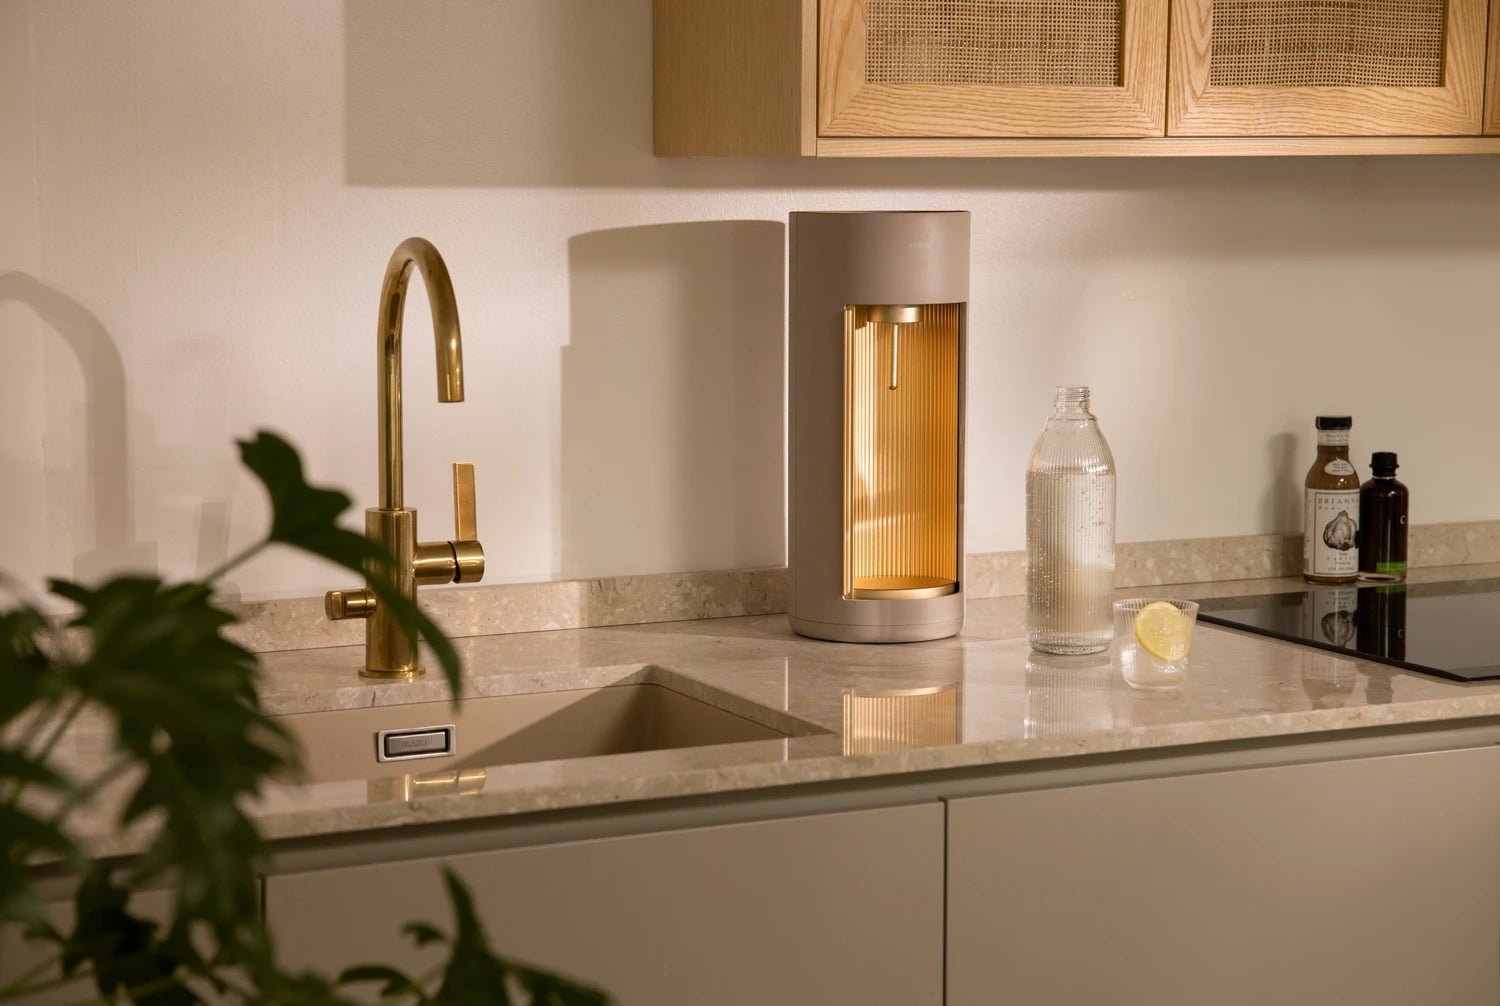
1358 451 1408 582
1303 416 1360 584
1026 385 1116 654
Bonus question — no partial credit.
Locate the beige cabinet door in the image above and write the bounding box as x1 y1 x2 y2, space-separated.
267 803 944 1006
947 746 1500 1006
1169 0 1489 135
819 0 1169 137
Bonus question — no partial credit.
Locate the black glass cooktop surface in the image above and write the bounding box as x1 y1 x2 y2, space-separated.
1195 579 1500 683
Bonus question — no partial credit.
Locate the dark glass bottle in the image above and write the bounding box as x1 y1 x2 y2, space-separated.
1358 452 1408 582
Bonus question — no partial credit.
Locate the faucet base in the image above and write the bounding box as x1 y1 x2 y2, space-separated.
364 507 422 678
359 664 425 680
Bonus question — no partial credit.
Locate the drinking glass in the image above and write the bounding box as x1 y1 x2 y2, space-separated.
1113 598 1198 690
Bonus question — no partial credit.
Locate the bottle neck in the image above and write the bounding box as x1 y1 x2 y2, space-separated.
1315 429 1350 449
1052 385 1093 418
1315 429 1351 458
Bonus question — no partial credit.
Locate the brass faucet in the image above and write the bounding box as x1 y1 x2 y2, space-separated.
324 238 484 678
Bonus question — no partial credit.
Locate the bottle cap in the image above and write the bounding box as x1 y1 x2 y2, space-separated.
1371 451 1399 475
1315 416 1353 430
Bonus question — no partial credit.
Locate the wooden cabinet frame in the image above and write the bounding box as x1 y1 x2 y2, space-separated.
1488 0 1500 132
1169 0 1489 135
818 0 1169 137
654 0 1500 155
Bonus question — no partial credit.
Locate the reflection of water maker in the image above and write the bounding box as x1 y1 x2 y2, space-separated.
788 211 969 643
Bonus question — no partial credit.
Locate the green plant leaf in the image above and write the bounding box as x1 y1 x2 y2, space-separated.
64 865 202 1004
46 575 292 953
0 604 56 727
337 964 425 999
0 745 74 793
429 869 512 1006
403 922 448 947
237 431 461 699
512 968 612 1006
253 968 363 1006
0 804 78 924
1 432 609 1006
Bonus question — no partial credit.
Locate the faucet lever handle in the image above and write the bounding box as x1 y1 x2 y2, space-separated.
453 462 477 541
326 588 376 620
449 462 485 584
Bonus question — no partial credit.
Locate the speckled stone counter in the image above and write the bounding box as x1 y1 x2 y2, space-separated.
57 564 1500 856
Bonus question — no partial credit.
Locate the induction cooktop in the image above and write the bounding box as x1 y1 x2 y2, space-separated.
1195 579 1500 683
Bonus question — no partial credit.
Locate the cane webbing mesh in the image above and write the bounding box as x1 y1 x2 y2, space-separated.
1210 0 1446 87
864 0 1123 86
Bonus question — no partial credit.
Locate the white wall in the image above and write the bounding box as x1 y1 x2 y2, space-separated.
0 1 47 597
2 0 1499 606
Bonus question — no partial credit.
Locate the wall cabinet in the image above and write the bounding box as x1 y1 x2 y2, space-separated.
1168 0 1489 135
946 745 1500 1005
266 804 944 1006
655 0 1500 155
818 0 1168 137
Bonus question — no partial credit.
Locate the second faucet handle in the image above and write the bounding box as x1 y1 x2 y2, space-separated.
450 462 484 584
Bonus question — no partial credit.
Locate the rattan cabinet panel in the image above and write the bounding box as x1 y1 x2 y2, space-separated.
1168 0 1490 134
820 0 1169 136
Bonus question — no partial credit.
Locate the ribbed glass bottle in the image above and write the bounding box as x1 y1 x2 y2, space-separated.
1025 386 1117 654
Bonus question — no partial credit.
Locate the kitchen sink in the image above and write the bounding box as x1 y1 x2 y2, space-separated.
278 675 816 785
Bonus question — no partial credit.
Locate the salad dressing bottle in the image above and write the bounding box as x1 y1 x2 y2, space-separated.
1303 416 1360 584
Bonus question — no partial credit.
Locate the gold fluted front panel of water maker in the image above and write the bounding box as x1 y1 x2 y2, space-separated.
843 304 960 600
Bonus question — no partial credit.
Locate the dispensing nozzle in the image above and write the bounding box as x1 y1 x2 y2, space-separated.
868 305 922 390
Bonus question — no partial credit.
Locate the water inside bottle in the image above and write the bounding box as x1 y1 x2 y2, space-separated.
1026 469 1116 654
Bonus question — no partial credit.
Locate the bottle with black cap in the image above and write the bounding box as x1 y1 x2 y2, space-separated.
1303 416 1360 584
1359 452 1408 582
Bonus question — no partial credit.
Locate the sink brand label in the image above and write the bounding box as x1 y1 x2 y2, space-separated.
1304 489 1360 576
377 725 456 762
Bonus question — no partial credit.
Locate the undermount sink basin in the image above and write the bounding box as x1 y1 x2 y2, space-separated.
278 674 818 786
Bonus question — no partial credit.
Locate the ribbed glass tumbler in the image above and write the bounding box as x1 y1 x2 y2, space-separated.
1025 385 1117 655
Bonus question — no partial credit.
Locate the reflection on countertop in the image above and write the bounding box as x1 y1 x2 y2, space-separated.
53 564 1500 856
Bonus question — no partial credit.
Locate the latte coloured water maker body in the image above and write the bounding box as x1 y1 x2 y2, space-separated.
788 211 969 643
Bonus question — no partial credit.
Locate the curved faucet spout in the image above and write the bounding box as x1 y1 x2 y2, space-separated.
378 237 465 510
327 236 484 678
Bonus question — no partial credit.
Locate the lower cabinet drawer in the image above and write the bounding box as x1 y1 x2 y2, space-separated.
267 803 944 1006
946 746 1500 1006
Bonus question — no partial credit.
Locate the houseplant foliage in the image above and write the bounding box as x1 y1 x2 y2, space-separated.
0 432 609 1005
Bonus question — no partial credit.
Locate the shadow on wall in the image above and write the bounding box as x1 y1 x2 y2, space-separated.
561 222 785 581
1262 431 1301 534
0 273 157 584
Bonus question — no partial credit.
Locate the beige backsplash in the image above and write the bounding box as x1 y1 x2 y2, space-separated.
226 521 1500 654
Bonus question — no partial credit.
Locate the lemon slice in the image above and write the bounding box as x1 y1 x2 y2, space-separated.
1133 602 1192 661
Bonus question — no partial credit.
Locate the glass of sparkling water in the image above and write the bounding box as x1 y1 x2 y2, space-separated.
1113 598 1198 690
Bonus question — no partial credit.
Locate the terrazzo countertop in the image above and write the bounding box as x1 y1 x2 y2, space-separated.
57 564 1500 855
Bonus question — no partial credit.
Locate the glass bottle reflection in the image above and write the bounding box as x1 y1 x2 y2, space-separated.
1300 650 1357 708
1025 650 1115 738
1355 584 1407 662
1303 587 1358 648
